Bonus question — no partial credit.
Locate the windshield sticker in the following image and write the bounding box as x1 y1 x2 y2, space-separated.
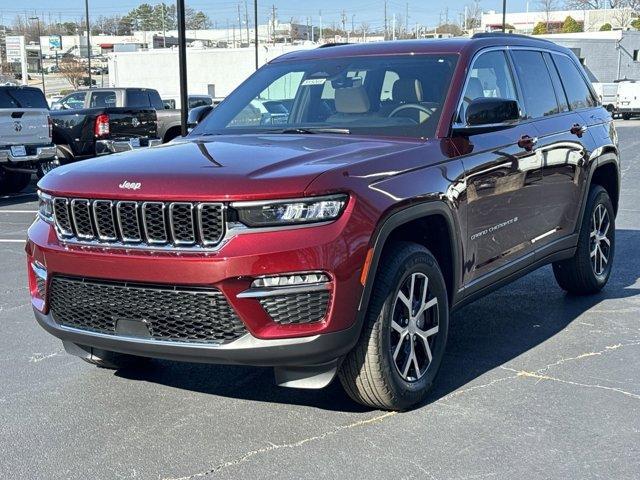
301 78 327 86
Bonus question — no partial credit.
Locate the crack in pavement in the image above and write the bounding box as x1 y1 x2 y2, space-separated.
160 412 396 479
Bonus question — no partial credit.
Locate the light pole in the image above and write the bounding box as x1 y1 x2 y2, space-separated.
29 17 46 95
254 0 259 70
85 0 92 88
177 0 188 136
502 0 507 32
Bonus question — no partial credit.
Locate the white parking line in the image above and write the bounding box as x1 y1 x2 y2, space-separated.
0 210 37 213
0 239 25 243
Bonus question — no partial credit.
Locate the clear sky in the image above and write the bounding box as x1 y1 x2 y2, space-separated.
1 0 535 30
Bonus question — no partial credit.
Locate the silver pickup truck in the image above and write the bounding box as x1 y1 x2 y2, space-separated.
0 86 57 194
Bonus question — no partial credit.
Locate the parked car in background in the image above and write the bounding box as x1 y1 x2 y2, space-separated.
616 80 640 119
592 82 618 114
0 86 57 193
162 94 215 110
29 35 619 410
51 88 161 162
47 94 64 109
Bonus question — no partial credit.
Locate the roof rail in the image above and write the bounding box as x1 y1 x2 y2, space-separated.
318 42 352 48
472 32 554 44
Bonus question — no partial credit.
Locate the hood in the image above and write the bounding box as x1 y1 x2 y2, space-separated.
39 134 422 201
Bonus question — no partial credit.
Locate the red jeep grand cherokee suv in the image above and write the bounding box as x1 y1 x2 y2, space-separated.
27 34 620 410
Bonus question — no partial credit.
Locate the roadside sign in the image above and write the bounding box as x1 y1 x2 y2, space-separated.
49 35 62 51
5 36 25 62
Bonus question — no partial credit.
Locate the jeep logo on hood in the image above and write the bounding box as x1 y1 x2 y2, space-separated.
119 181 141 190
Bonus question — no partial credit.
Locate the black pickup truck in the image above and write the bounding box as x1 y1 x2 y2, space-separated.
51 88 161 162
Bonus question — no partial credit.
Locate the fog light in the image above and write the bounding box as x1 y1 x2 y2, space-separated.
251 272 329 289
31 261 47 299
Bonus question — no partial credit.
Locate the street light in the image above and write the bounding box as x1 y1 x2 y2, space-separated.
29 17 46 96
85 0 92 88
502 0 507 33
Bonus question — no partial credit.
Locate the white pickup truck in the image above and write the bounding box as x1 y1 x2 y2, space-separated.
0 86 57 194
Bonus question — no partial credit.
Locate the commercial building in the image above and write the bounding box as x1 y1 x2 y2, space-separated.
540 31 640 82
482 8 637 34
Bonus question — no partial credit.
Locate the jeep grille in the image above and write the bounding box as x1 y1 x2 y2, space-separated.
51 197 224 251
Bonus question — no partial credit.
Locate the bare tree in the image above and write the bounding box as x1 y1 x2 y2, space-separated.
465 0 483 30
359 22 370 40
59 57 85 90
538 0 559 29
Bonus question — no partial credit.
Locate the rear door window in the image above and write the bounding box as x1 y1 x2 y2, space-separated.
89 91 117 108
127 90 151 108
0 88 48 108
552 54 596 110
543 52 569 113
60 91 87 110
510 50 560 119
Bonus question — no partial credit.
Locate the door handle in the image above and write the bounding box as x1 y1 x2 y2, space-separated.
517 134 538 151
570 123 588 137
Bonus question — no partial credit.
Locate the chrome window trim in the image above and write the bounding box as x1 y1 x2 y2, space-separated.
452 45 590 130
92 200 118 241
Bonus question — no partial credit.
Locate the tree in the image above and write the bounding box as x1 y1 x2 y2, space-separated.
600 22 613 30
562 16 583 32
538 0 558 30
632 18 640 30
533 22 548 34
464 0 483 30
59 57 85 90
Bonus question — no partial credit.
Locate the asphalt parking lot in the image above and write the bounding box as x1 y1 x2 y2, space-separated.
1 122 639 480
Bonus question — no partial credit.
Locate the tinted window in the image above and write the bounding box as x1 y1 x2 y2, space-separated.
188 97 212 109
89 91 117 108
61 92 87 110
511 50 559 118
149 90 165 110
553 54 596 110
0 88 48 108
127 90 151 107
543 52 569 113
459 51 518 122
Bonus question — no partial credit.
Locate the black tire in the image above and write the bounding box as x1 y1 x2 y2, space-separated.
339 242 449 411
553 185 615 295
79 346 150 370
55 145 74 165
622 113 631 120
0 169 31 194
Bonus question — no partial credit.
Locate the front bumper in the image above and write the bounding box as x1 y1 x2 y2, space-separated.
26 196 371 366
33 307 359 367
0 144 57 163
96 138 162 155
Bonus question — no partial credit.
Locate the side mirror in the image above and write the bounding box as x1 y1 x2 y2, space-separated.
187 105 214 129
454 98 520 134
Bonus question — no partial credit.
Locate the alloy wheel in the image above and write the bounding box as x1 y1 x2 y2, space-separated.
590 203 611 276
390 272 439 382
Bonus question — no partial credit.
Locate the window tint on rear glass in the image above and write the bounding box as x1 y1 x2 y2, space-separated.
511 50 559 118
90 91 116 108
552 54 596 110
127 90 151 107
0 88 48 109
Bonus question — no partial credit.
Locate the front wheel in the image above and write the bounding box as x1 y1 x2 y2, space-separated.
553 185 615 294
339 242 449 411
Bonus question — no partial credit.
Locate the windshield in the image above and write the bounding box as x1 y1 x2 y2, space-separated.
192 54 458 139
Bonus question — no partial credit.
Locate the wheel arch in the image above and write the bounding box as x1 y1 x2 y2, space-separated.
357 201 462 326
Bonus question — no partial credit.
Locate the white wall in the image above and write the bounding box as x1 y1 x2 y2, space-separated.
107 45 314 102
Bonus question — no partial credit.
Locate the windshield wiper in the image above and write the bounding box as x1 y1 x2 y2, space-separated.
275 127 351 135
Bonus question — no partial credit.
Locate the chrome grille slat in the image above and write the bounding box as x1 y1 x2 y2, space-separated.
92 200 117 241
70 199 95 239
51 197 225 251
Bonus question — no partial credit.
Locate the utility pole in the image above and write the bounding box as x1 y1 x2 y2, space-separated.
161 3 166 48
271 4 277 45
405 3 409 38
319 10 323 42
245 1 250 46
392 13 396 40
341 10 347 38
254 0 259 69
237 3 243 45
84 0 91 88
177 0 188 136
384 1 388 40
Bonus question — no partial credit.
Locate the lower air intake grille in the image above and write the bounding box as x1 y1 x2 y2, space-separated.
259 290 331 325
49 276 247 343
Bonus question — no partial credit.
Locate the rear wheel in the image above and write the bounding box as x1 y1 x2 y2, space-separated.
622 113 631 120
0 169 31 194
339 242 449 411
553 185 615 294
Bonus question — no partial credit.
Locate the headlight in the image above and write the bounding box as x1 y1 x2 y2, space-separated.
37 190 54 224
232 194 348 227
